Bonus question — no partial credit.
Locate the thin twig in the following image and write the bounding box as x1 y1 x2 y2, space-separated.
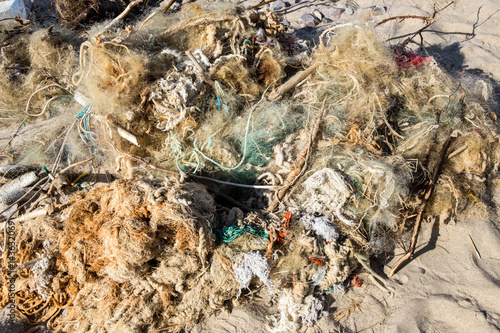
376 15 435 27
189 174 278 189
126 153 277 189
267 99 327 211
446 145 467 161
161 0 177 14
246 0 278 11
95 0 144 39
377 2 454 47
56 156 95 175
47 156 95 195
52 120 77 173
268 63 319 101
126 154 179 176
388 134 453 277
468 234 481 259
186 51 215 87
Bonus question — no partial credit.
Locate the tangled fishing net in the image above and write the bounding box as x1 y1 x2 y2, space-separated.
0 179 241 332
0 2 499 332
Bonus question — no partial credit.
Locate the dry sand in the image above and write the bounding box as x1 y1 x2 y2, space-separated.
192 0 500 332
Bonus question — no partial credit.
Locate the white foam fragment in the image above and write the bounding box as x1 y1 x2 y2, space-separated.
117 126 140 147
73 91 91 106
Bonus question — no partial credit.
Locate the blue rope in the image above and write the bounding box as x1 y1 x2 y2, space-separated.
219 225 269 243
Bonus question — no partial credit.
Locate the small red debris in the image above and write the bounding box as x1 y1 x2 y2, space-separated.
350 274 363 288
309 257 325 266
276 211 292 245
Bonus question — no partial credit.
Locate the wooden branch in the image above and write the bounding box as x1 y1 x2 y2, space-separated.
388 134 453 277
376 2 453 27
267 99 326 211
47 156 96 195
377 2 454 47
268 63 319 101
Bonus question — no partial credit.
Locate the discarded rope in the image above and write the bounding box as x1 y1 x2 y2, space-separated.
219 225 269 243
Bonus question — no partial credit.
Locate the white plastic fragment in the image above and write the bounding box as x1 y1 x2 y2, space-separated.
73 91 91 106
117 126 140 147
233 252 274 295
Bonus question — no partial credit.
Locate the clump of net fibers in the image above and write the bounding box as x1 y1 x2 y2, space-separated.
300 213 339 242
73 41 147 119
302 168 353 226
233 251 274 295
0 178 244 332
267 288 327 332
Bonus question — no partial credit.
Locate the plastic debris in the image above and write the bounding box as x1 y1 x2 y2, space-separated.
0 171 38 196
302 168 353 226
220 225 270 242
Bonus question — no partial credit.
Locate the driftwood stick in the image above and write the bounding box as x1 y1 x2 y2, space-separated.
376 2 453 27
388 134 453 277
268 63 319 101
162 0 177 13
267 99 327 211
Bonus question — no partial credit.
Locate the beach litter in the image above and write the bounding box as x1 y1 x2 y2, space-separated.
0 0 499 332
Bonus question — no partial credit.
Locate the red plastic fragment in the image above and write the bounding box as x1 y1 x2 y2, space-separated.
276 211 292 245
309 257 325 266
350 274 363 288
395 48 433 69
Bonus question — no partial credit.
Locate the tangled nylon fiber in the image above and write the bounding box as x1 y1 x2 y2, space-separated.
233 251 274 295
